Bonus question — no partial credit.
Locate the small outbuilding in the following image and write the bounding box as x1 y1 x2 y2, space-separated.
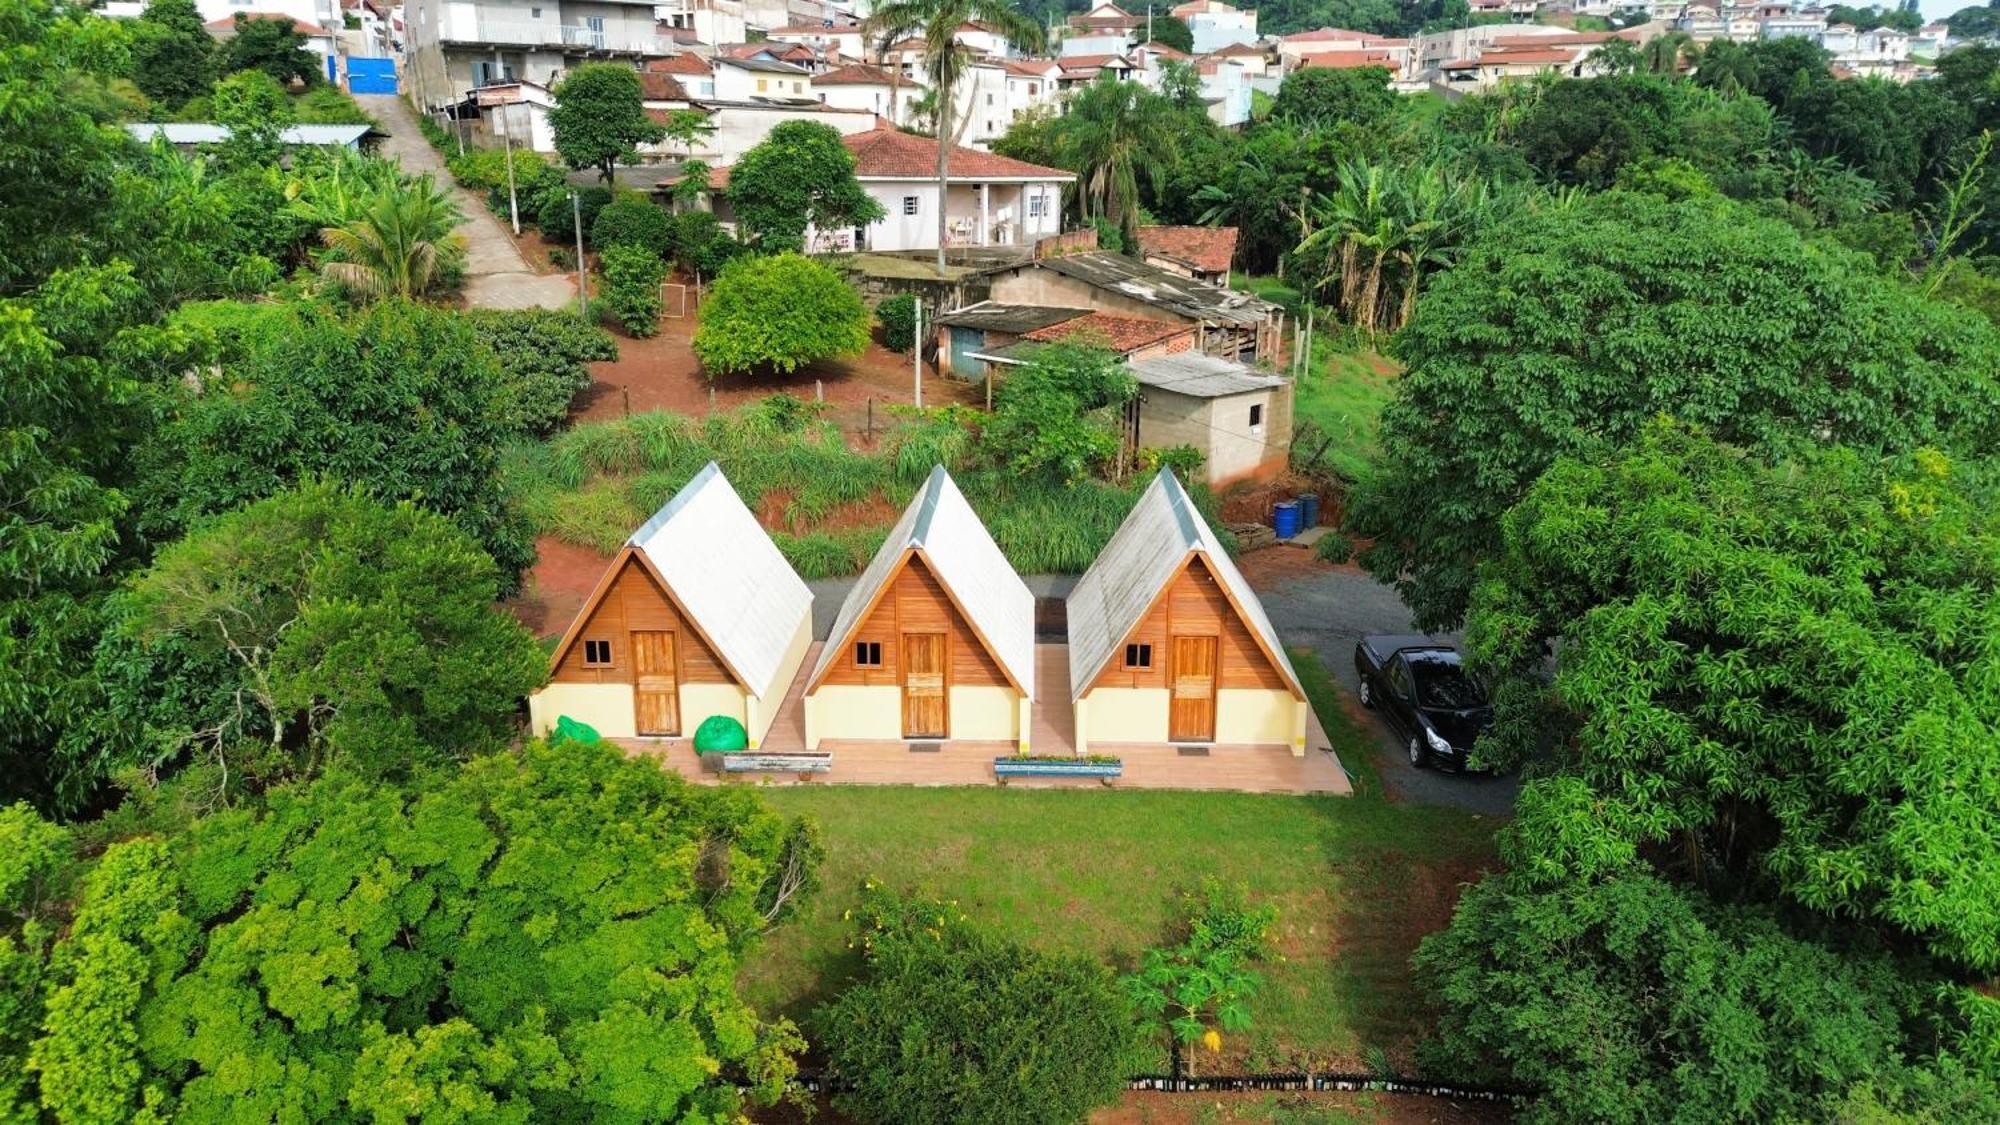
804 466 1034 749
1124 351 1292 486
530 462 813 746
1066 469 1308 753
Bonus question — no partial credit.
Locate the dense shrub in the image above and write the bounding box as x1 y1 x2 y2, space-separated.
817 890 1134 1125
600 242 666 337
876 292 917 352
985 342 1136 484
692 253 869 375
670 209 742 277
590 194 674 255
470 308 618 434
537 184 612 244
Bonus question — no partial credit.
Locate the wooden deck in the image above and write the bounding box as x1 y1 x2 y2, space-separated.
615 644 1353 796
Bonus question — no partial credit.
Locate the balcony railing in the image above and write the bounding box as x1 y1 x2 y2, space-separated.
446 17 667 54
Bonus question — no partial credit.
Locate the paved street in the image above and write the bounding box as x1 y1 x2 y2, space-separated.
354 94 576 311
809 564 1521 815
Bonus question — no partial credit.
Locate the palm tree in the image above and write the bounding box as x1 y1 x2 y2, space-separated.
864 0 1044 274
1055 76 1177 251
1642 31 1697 77
319 172 467 301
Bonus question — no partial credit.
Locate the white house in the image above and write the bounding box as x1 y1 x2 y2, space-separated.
1002 58 1061 119
814 62 924 124
764 19 867 59
712 55 815 101
403 0 667 109
1173 0 1257 53
656 0 746 46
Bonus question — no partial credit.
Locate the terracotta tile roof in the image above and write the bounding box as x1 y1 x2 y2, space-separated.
1296 50 1401 70
638 72 689 100
1059 53 1135 70
1280 26 1384 42
1474 48 1578 66
1024 312 1189 352
1002 59 1060 76
1209 42 1266 58
1137 225 1239 275
814 63 900 86
1141 44 1190 60
648 54 714 76
842 128 1072 181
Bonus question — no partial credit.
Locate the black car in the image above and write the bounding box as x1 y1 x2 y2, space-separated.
1353 635 1494 771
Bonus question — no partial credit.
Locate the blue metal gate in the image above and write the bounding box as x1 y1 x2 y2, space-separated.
347 57 398 95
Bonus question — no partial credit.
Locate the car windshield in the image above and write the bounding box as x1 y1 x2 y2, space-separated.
1412 661 1486 710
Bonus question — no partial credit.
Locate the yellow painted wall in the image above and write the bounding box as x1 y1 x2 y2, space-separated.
680 682 746 739
528 683 638 739
1076 688 1170 752
804 684 902 748
1217 689 1308 755
948 685 1020 742
747 613 814 748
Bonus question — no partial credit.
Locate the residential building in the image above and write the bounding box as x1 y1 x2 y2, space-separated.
712 54 814 100
1065 469 1308 753
529 462 814 747
649 52 717 99
206 11 338 63
983 250 1281 363
763 18 866 59
1204 40 1271 79
1118 353 1292 486
403 0 669 110
803 466 1035 751
1173 0 1257 54
1136 225 1238 287
655 0 746 47
814 62 925 123
1067 2 1143 36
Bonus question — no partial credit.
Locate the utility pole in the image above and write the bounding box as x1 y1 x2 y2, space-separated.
502 101 521 235
573 190 588 322
912 297 924 408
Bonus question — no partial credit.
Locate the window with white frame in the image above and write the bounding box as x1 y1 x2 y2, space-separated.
1027 193 1045 218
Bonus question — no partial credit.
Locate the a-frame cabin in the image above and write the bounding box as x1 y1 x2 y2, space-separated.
803 466 1035 749
530 462 813 746
1065 469 1307 753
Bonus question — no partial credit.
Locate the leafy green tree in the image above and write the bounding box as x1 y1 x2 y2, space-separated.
128 0 213 107
1141 13 1193 53
536 183 612 244
599 241 667 337
1350 192 2000 630
220 13 321 86
318 171 467 299
210 68 295 167
21 740 816 1119
983 341 1135 484
670 208 743 277
86 484 545 792
1126 880 1277 1076
1269 65 1396 130
548 63 666 182
726 120 885 252
1466 423 2000 971
817 890 1133 1125
692 253 870 375
876 292 918 352
589 193 674 256
1511 75 1679 188
135 300 536 584
1052 76 1178 251
469 308 618 435
863 0 1045 272
0 802 72 1116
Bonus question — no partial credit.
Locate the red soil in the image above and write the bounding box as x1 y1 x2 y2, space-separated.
509 536 614 640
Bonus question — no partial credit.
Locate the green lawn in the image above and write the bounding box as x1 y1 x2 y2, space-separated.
1234 276 1400 484
738 652 1498 1070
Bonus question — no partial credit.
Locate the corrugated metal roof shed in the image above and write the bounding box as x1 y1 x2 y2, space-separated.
933 302 1088 333
811 466 1035 696
125 122 376 147
630 462 813 701
1027 253 1275 325
1065 470 1301 700
1128 352 1286 398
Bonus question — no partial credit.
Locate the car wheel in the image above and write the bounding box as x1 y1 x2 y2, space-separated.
1358 677 1375 709
1408 736 1426 770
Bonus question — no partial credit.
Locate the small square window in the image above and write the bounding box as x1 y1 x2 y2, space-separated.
583 639 613 666
1124 643 1153 669
986 92 995 105
1249 403 1264 428
902 195 919 215
757 78 768 92
530 6 541 16
855 641 884 667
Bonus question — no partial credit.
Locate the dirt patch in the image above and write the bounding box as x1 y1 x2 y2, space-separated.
506 536 615 639
1216 473 1348 527
1095 1089 1509 1124
1237 545 1339 588
571 314 980 435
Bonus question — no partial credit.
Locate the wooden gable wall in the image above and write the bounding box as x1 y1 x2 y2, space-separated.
1090 554 1290 693
550 553 735 687
820 551 1013 690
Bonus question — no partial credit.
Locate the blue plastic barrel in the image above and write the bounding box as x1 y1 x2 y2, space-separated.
1296 493 1320 529
1273 501 1301 540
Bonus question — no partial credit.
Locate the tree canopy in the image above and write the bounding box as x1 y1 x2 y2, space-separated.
725 120 884 253
691 253 870 376
1351 191 2000 630
548 63 667 183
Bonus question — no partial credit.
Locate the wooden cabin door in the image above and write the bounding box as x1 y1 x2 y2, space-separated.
1169 636 1217 743
632 630 679 736
901 633 947 738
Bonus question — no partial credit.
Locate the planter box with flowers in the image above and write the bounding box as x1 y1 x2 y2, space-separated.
992 754 1123 780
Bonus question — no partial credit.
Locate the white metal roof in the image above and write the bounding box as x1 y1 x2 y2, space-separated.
1127 352 1287 398
1065 469 1301 700
125 123 375 147
810 466 1035 696
629 462 812 702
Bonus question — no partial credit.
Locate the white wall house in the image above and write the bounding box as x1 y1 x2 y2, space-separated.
764 20 866 59
655 0 745 47
403 0 668 110
814 63 924 123
712 55 814 100
1173 0 1257 53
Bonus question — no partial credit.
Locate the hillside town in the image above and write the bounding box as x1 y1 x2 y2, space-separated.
6 0 2000 1121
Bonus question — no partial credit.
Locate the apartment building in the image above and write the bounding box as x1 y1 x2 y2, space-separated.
403 0 666 109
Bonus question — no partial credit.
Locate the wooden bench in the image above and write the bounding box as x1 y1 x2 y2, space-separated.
992 758 1123 780
720 753 833 773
